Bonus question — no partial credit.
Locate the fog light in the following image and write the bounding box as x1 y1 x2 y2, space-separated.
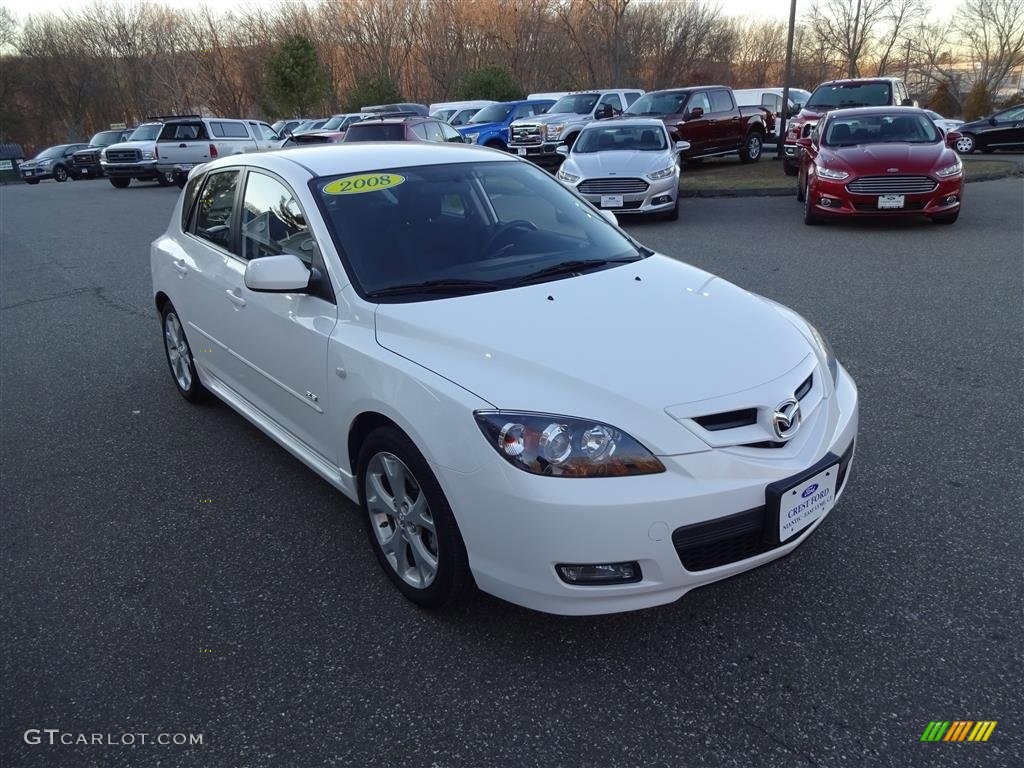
556 561 642 585
944 195 959 205
651 195 672 206
819 197 833 207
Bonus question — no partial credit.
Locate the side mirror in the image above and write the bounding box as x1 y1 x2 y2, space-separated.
790 103 803 117
945 130 962 148
989 116 997 125
596 104 614 119
674 140 690 153
900 98 916 107
244 254 311 292
555 144 569 156
598 208 618 226
688 107 704 120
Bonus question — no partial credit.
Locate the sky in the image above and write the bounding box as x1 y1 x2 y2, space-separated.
1 0 962 23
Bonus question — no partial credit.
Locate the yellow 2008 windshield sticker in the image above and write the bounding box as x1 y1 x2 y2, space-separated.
323 173 405 195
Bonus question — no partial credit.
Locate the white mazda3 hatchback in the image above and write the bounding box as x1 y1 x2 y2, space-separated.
152 143 858 615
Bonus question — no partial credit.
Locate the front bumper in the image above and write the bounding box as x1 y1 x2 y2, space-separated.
100 159 159 179
509 141 563 165
435 365 859 615
570 176 678 215
70 162 102 177
19 167 53 181
809 174 964 218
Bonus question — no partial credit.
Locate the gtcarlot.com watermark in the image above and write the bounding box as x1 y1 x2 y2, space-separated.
24 728 203 746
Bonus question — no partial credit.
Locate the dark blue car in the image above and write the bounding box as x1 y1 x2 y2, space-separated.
457 100 555 151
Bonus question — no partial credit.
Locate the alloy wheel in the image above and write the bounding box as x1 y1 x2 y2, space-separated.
748 135 761 159
54 166 68 182
163 311 193 391
955 135 975 154
365 452 438 589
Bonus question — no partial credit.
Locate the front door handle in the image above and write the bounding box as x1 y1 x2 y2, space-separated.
172 259 188 275
225 289 246 308
178 143 187 148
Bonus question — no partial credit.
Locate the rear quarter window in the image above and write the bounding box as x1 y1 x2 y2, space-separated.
210 121 249 139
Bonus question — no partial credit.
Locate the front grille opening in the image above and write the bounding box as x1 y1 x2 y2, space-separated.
795 374 813 400
694 408 758 432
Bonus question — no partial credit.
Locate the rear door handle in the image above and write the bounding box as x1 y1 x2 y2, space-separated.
225 289 246 307
172 259 188 275
178 143 187 148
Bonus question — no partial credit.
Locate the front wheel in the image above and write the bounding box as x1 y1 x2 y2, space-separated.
796 172 806 202
357 426 470 609
955 134 976 154
803 179 819 225
53 165 69 182
932 210 960 225
157 170 174 187
109 177 131 189
663 197 679 221
739 131 763 163
161 303 206 402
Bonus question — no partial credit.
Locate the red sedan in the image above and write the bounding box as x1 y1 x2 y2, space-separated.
796 107 964 225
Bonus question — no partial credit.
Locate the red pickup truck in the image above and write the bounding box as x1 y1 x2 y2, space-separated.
623 86 774 163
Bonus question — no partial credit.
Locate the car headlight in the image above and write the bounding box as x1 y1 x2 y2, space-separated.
38 159 53 167
464 132 479 144
546 124 565 140
475 411 665 477
141 150 155 160
807 323 839 384
935 160 962 177
647 165 677 180
99 149 108 161
816 165 849 180
556 168 580 183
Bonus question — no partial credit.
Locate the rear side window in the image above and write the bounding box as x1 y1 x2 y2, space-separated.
210 121 249 139
192 171 239 250
710 90 734 113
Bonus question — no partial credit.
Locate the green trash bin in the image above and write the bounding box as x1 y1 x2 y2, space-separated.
0 143 26 184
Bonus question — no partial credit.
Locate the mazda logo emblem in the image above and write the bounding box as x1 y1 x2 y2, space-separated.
771 398 802 441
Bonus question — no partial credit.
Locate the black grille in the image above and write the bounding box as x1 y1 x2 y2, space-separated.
672 440 855 571
852 200 928 212
846 175 937 194
73 152 98 166
106 149 140 163
695 408 758 431
578 178 649 195
795 374 813 400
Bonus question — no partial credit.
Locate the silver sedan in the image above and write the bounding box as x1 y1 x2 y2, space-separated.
555 119 688 220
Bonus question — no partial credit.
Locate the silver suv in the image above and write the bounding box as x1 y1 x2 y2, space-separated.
508 89 644 166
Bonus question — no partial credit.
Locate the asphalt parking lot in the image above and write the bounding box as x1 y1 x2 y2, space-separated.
2 174 1022 768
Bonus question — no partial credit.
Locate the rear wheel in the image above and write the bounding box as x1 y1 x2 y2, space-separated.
739 131 763 163
954 134 976 154
53 165 69 182
357 426 470 609
161 302 206 402
109 177 131 189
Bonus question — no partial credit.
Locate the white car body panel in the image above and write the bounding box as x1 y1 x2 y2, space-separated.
151 144 859 615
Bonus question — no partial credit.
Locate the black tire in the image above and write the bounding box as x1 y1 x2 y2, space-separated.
160 301 206 403
53 165 69 182
663 198 679 221
803 179 819 225
796 174 805 202
157 170 174 187
932 210 960 225
174 171 187 189
25 179 39 185
954 133 976 154
357 426 470 610
739 130 763 163
109 177 131 189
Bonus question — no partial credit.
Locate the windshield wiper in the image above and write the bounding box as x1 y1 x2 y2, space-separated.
510 257 638 286
365 278 502 298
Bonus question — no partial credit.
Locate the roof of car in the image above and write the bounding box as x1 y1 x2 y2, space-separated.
818 77 900 86
211 142 517 177
820 105 925 117
583 117 666 129
644 85 729 94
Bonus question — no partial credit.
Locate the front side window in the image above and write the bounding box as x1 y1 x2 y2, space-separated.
996 106 1024 122
440 123 465 143
822 113 940 146
688 92 711 115
549 93 600 115
192 171 239 250
598 93 624 112
624 91 643 106
574 125 667 153
240 172 315 265
807 82 893 110
423 121 446 142
314 161 645 301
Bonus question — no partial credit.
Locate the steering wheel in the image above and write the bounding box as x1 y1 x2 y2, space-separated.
483 220 538 256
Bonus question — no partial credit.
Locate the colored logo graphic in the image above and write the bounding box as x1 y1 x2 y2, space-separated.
920 721 997 742
801 483 819 498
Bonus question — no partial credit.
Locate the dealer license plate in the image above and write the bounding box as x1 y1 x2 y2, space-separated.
600 195 623 208
516 147 527 156
776 463 838 543
878 194 904 209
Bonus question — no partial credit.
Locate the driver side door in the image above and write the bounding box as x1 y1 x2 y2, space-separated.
984 106 1024 148
676 91 713 157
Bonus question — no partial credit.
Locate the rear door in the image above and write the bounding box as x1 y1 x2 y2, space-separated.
708 88 739 151
157 120 210 167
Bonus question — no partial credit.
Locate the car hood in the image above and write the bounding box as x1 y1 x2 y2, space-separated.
104 140 155 151
73 147 101 156
825 142 951 174
374 255 814 455
459 121 504 135
514 112 586 127
566 150 673 176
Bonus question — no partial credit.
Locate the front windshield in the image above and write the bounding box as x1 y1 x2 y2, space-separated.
823 113 941 146
807 82 892 110
90 131 122 147
575 125 667 153
469 104 511 124
625 92 687 116
549 94 599 115
129 124 160 141
36 146 66 159
314 161 644 301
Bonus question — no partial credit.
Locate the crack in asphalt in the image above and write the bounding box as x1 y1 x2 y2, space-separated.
1 286 150 318
741 718 820 766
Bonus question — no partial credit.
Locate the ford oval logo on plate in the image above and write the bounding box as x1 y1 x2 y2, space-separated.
802 483 819 498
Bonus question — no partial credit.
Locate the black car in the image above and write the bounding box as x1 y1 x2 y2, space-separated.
70 129 132 179
19 144 91 184
954 103 1024 154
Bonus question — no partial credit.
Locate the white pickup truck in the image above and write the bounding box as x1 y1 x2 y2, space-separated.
155 117 285 187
